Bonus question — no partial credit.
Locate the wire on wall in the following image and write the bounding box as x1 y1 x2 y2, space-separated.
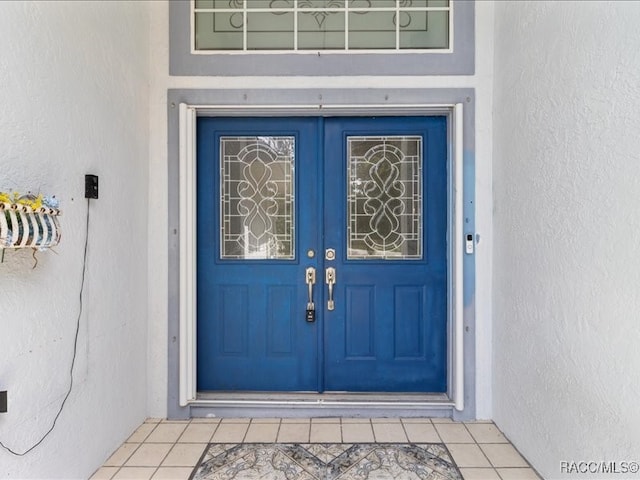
0 199 90 456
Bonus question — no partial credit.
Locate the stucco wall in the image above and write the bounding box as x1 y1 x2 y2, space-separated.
493 1 640 478
0 2 149 478
147 1 495 419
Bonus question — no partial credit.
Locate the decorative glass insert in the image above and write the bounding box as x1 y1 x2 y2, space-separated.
220 136 295 259
347 136 422 259
193 0 450 52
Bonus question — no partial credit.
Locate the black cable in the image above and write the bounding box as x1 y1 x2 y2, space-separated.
0 199 90 456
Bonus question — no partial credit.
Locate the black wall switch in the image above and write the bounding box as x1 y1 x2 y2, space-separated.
0 391 6 413
85 174 99 199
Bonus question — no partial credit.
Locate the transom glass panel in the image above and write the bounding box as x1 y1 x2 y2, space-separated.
220 136 295 259
347 136 422 259
194 0 450 51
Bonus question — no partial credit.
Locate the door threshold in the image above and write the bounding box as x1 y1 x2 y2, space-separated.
188 391 456 419
195 391 451 407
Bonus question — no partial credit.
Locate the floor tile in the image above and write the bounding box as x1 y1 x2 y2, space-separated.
145 423 187 443
162 443 207 467
104 443 140 467
466 423 508 444
144 418 162 424
447 444 492 468
244 422 279 442
371 418 402 424
151 467 194 480
435 423 475 443
281 418 311 423
341 418 372 424
251 418 281 423
90 466 119 480
128 423 157 443
496 468 541 479
190 417 221 424
178 423 217 443
310 423 342 443
342 422 375 443
372 423 408 442
220 417 251 424
125 443 173 467
431 417 454 423
403 423 441 442
311 417 341 424
160 419 190 424
460 467 501 480
480 444 529 468
401 418 433 423
112 467 156 480
210 422 249 443
277 422 310 443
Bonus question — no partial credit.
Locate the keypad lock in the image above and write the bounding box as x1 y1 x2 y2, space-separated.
305 306 316 322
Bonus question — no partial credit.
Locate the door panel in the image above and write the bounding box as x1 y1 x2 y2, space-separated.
197 117 320 391
197 116 447 393
323 117 447 392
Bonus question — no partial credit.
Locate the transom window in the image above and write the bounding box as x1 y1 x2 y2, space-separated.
193 0 451 52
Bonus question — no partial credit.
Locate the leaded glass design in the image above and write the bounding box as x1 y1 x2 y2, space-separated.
193 0 450 51
220 136 295 259
347 136 422 259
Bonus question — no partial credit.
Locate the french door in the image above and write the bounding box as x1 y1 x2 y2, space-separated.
196 116 447 393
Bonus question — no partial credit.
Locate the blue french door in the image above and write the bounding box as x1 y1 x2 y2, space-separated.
323 117 448 392
197 116 447 393
197 117 320 391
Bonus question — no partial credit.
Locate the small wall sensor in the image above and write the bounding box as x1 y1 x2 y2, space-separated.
85 175 98 199
0 391 7 413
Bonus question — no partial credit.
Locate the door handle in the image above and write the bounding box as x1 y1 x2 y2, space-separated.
305 267 316 321
325 267 336 311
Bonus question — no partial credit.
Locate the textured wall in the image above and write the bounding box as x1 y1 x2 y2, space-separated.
146 1 496 419
0 2 149 478
493 1 640 478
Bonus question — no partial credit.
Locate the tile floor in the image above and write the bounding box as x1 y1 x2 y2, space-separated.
91 418 541 480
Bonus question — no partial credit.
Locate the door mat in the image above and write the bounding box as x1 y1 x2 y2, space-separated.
190 443 462 480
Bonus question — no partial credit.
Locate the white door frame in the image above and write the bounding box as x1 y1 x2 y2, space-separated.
167 89 475 419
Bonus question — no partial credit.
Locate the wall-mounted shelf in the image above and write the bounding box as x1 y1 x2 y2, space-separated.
0 202 61 249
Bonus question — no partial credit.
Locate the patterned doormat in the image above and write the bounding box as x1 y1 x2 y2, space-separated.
190 443 462 480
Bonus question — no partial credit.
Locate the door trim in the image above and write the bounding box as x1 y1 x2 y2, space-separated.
168 89 475 419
